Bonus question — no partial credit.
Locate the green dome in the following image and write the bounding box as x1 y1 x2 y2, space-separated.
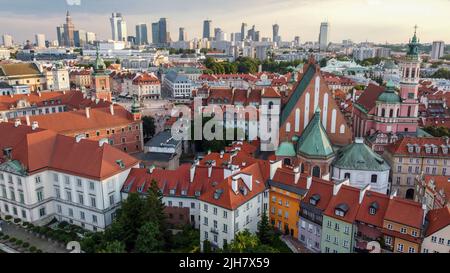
377 81 401 104
276 141 296 157
93 47 106 73
333 138 390 171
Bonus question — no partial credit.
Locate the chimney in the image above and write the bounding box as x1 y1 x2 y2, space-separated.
85 107 91 119
306 176 313 190
99 138 109 147
422 203 428 226
220 150 224 159
390 190 398 199
241 173 253 192
25 115 31 126
14 119 21 127
333 179 349 196
110 104 115 115
75 134 86 143
37 91 41 97
147 165 155 174
359 184 371 204
31 121 39 130
190 164 196 183
269 160 282 180
232 175 239 194
294 165 301 184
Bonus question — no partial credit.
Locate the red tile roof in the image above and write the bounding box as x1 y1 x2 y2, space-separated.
302 179 334 211
355 84 385 112
324 185 361 224
384 197 424 229
425 207 450 236
0 122 139 180
386 137 450 157
356 190 390 228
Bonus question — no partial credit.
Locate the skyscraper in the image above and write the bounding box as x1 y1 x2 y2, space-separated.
272 24 280 43
135 23 148 45
431 41 445 60
158 18 169 45
2 34 13 47
179 27 186 41
151 22 160 44
241 23 248 41
110 13 127 42
319 22 329 51
35 34 46 49
86 32 96 44
74 30 86 47
56 26 65 47
203 20 212 39
63 11 75 47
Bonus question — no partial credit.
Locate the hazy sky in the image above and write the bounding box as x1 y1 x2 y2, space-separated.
0 0 449 44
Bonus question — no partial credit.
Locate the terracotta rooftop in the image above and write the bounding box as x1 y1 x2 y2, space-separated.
384 197 424 229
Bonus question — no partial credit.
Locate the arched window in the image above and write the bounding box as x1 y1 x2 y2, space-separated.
340 124 346 134
295 108 300 132
312 166 321 178
286 122 291 133
344 173 351 179
407 106 412 117
389 109 394 118
396 108 400 117
268 101 274 110
300 163 305 174
405 189 415 200
381 108 385 117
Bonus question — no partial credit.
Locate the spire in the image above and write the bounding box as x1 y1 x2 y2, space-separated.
407 25 420 58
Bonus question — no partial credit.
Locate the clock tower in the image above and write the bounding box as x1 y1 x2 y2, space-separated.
92 47 112 102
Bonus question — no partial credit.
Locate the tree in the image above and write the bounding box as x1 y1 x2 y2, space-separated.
142 116 156 140
135 222 163 253
228 230 260 253
430 68 450 80
256 211 275 245
203 240 212 253
98 240 126 253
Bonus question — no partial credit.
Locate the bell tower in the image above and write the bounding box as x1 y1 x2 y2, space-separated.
92 47 112 102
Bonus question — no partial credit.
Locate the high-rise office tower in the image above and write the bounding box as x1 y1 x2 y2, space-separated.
63 11 75 47
110 13 127 41
74 30 86 47
294 36 300 46
2 34 13 47
241 23 248 41
319 22 329 51
247 25 256 41
152 22 160 44
272 24 280 43
179 27 187 41
86 32 96 44
255 31 260 42
56 26 65 47
35 34 46 48
158 18 169 45
135 23 148 45
431 41 445 60
203 20 212 39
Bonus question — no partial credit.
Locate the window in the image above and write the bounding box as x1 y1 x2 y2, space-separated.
92 215 98 223
438 238 445 245
397 244 404 252
66 191 72 202
39 207 46 217
223 211 227 219
387 224 393 230
327 221 332 228
203 217 208 226
408 247 415 253
343 240 349 248
80 211 85 220
400 227 407 234
64 176 70 185
36 190 44 202
213 207 218 215
204 204 208 212
370 174 377 183
411 230 417 237
89 182 95 191
57 205 62 213
385 236 392 245
344 226 350 235
77 179 82 187
431 236 437 243
90 197 96 208
191 202 195 209
326 234 331 242
35 176 41 184
223 224 228 233
369 207 376 215
109 195 115 206
68 208 73 217
204 231 208 240
344 173 351 179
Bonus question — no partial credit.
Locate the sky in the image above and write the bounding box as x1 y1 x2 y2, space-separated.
0 0 449 44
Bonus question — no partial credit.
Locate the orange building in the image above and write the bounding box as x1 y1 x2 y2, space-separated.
268 164 309 238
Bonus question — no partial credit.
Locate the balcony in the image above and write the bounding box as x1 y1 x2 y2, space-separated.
210 227 219 234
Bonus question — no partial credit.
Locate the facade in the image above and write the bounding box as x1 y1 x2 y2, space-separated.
331 138 390 194
203 20 212 39
130 72 161 99
163 70 194 98
318 22 329 51
141 130 182 170
110 13 127 42
0 122 139 231
384 136 450 200
44 64 70 91
421 207 450 253
298 177 334 252
415 175 450 211
321 182 360 253
279 59 352 148
382 197 424 253
135 23 148 45
430 41 445 61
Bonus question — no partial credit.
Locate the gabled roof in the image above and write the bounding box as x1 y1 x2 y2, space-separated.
425 207 450 236
280 64 316 125
296 108 334 158
355 84 385 113
275 141 296 157
301 179 334 211
0 63 42 77
333 139 390 171
384 197 424 229
269 167 308 195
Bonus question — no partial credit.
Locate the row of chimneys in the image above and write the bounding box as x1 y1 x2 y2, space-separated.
85 104 115 119
13 118 39 130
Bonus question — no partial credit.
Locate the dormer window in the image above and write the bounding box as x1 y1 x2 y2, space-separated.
169 189 175 195
432 146 438 154
309 194 321 206
181 190 187 196
335 203 348 217
415 145 421 153
407 144 413 153
369 202 379 215
425 145 431 154
441 145 448 154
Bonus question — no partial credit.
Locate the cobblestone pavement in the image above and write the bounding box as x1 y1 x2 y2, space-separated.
1 221 69 253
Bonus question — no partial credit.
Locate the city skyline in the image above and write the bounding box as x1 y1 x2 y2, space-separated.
0 0 449 44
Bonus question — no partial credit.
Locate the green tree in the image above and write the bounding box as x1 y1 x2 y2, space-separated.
135 222 163 253
228 230 260 253
256 211 275 245
203 240 212 253
430 68 450 80
142 116 156 140
98 240 126 253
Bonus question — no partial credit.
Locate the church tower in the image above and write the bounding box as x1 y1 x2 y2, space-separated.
398 26 421 133
92 47 112 102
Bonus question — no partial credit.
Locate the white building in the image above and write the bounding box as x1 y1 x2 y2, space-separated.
430 41 445 60
331 138 391 194
35 34 46 49
0 122 139 231
163 70 194 98
110 13 127 42
44 64 70 91
353 47 376 61
2 34 13 47
319 22 329 51
0 48 10 60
